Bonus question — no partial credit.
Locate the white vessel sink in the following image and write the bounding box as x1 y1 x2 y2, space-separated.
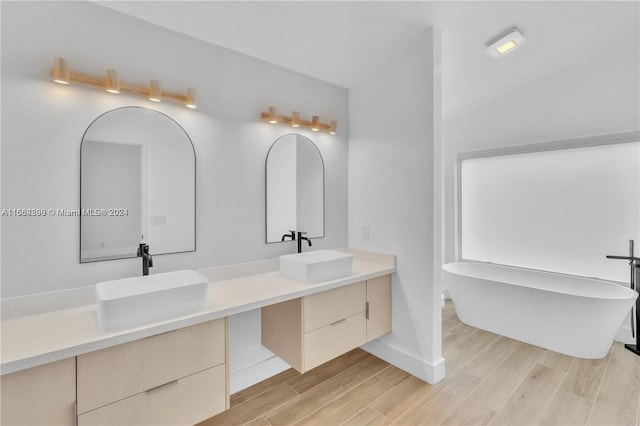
280 250 353 283
96 270 208 330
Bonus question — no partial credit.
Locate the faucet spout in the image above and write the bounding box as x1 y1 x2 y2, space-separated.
296 231 311 253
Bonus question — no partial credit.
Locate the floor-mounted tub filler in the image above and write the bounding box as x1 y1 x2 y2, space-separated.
606 239 640 356
442 262 638 359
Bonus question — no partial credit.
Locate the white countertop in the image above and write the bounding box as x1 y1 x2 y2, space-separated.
0 248 395 375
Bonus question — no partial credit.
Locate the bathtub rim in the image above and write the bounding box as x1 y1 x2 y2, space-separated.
442 260 636 301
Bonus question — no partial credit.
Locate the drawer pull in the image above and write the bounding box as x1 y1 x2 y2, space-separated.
143 329 177 340
145 380 178 393
331 318 347 326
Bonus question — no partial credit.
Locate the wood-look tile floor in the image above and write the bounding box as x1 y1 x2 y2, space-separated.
199 300 640 426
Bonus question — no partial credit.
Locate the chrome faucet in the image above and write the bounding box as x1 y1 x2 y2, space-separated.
297 231 311 253
137 243 153 276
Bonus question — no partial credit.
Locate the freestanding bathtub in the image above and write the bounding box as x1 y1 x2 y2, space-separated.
442 262 638 359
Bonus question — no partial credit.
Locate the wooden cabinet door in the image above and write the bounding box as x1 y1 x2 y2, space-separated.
262 282 369 373
303 281 366 332
77 318 226 414
78 364 226 426
304 312 367 370
1 358 76 426
366 275 392 340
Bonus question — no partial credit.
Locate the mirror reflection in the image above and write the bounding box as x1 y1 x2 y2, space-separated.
266 134 324 243
80 107 195 262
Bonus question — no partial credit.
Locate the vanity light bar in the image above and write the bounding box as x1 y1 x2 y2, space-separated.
261 106 337 135
51 58 197 109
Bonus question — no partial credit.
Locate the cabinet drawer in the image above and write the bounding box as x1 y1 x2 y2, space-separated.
77 363 226 426
304 281 366 332
77 318 226 414
304 312 366 371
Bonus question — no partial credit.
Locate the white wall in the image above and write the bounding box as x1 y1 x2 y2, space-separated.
443 35 640 265
348 28 444 383
1 1 347 390
460 142 640 282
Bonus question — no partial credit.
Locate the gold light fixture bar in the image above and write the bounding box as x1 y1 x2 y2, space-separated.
261 106 337 135
51 57 197 109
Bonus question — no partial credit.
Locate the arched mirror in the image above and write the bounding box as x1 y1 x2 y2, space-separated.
80 107 195 262
266 133 324 243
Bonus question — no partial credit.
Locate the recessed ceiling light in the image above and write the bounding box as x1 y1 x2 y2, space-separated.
487 27 525 58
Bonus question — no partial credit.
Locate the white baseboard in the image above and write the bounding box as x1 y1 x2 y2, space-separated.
229 356 290 394
361 339 446 384
229 340 449 394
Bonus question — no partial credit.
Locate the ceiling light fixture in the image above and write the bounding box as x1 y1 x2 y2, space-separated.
50 57 197 108
260 106 337 135
486 27 525 58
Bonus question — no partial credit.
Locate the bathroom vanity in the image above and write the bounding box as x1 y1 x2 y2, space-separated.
76 319 227 425
0 248 394 425
262 275 391 373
